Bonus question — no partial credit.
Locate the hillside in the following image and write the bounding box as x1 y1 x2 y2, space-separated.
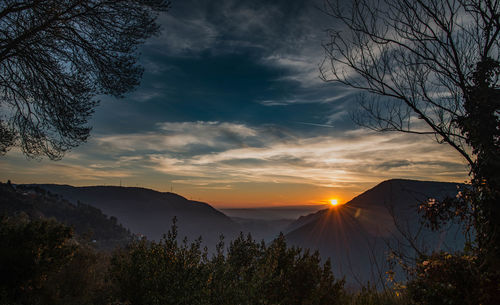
30 184 241 248
285 179 466 287
221 205 328 241
0 182 132 249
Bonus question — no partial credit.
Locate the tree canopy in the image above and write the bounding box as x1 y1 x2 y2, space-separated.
320 0 499 167
320 0 500 303
0 0 170 159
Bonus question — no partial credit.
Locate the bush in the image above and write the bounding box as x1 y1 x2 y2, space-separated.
0 215 75 304
407 252 481 305
0 215 110 305
109 220 345 305
109 219 210 305
345 286 411 305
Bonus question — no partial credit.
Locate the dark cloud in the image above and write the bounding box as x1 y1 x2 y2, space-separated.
376 160 413 170
104 0 353 138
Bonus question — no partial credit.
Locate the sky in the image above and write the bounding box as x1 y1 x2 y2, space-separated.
0 0 469 208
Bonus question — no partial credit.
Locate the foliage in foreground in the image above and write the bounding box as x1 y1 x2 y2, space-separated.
0 215 110 305
110 219 345 305
344 286 411 305
2 214 488 305
1 216 346 305
406 252 483 305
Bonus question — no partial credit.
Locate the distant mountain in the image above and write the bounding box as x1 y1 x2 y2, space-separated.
229 217 294 242
285 209 325 234
285 179 466 287
221 205 328 221
30 184 240 248
0 182 132 249
221 205 328 242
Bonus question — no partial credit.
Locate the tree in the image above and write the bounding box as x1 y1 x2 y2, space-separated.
320 0 499 166
110 220 346 305
320 0 499 302
110 219 210 305
0 215 75 304
406 252 481 305
0 0 170 159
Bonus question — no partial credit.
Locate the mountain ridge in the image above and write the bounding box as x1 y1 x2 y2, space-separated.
285 179 467 287
0 182 133 249
27 183 241 248
286 178 464 234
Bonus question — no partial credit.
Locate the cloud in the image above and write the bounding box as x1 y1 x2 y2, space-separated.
376 160 412 170
261 53 324 88
148 12 218 55
149 0 290 56
88 121 469 189
1 119 468 198
96 121 259 153
295 122 336 128
257 85 354 108
150 0 332 88
1 150 133 182
130 91 164 102
145 0 354 115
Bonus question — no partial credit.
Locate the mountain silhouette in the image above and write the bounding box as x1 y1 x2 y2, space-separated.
30 184 240 248
285 179 466 287
0 183 132 249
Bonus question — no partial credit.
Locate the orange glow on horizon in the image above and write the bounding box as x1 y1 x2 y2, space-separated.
330 199 339 206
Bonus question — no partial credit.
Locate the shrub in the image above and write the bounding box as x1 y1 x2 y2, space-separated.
110 221 345 305
407 252 481 305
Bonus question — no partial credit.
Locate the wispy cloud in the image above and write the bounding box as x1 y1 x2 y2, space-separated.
295 122 336 128
148 12 218 55
1 120 468 205
1 149 133 182
54 122 471 185
96 121 259 153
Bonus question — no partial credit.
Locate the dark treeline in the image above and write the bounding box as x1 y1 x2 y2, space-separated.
1 215 351 305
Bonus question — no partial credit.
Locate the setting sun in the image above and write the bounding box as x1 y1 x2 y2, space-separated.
330 199 339 206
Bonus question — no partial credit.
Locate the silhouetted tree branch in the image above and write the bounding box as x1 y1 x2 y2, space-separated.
321 0 500 301
0 0 170 159
320 0 500 167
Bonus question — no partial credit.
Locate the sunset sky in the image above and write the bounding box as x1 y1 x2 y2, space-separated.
0 0 469 208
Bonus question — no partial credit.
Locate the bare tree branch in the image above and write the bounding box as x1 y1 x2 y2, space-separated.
0 0 171 159
321 0 500 168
